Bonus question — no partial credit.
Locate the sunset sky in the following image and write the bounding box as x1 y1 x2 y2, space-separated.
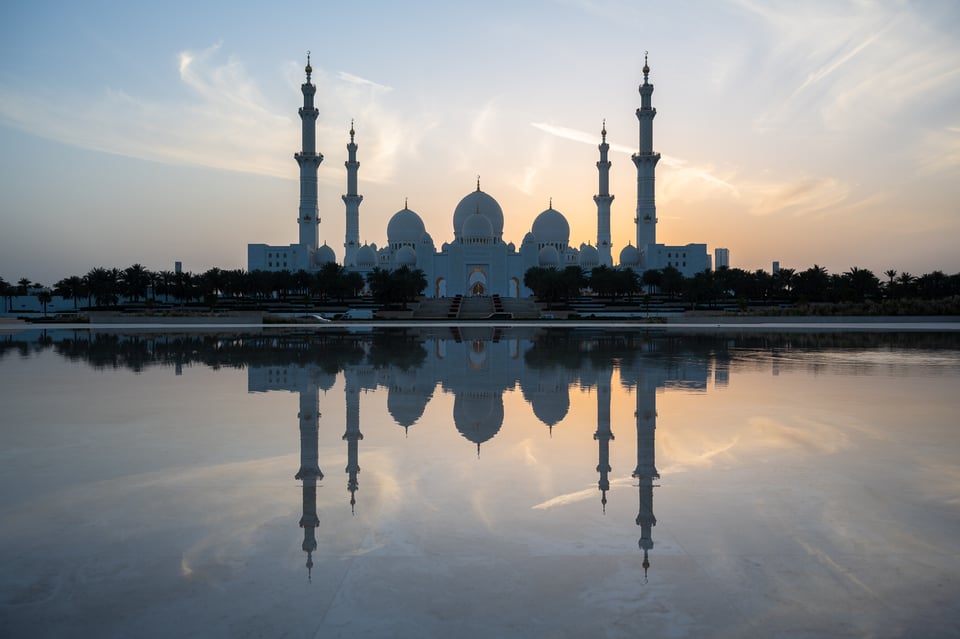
2 0 958 285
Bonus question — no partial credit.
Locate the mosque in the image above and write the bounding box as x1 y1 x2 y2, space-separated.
248 55 713 297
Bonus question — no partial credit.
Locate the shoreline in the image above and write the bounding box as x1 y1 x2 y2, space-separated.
3 315 960 333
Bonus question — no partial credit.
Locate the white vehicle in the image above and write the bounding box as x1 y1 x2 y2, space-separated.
340 308 374 320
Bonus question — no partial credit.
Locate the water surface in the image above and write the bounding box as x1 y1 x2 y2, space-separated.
1 327 959 638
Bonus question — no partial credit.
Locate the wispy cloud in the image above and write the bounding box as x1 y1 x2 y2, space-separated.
0 44 425 184
746 176 849 216
531 121 739 199
736 0 960 132
916 125 960 175
336 71 392 91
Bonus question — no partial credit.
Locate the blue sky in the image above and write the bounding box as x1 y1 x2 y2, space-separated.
2 0 959 284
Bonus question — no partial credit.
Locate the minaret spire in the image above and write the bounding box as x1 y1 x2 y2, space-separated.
296 51 323 263
632 51 661 267
343 120 363 266
594 120 615 267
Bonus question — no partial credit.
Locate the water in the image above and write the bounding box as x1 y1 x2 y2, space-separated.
1 326 959 638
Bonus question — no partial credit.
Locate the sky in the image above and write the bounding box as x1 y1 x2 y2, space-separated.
1 0 959 285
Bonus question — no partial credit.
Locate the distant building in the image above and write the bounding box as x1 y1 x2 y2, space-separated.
248 53 714 296
715 248 730 269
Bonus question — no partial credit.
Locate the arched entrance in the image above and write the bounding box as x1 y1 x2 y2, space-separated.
435 277 447 298
467 267 487 297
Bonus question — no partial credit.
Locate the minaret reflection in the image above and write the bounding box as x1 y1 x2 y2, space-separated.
343 374 363 513
295 383 322 581
244 329 719 583
249 362 336 581
593 366 614 512
633 369 659 581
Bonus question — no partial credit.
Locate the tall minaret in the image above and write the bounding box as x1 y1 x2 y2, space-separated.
633 370 660 580
594 121 614 268
342 121 363 267
632 53 661 266
296 53 323 257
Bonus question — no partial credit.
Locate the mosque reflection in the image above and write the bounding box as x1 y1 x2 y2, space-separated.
7 326 956 584
243 327 727 581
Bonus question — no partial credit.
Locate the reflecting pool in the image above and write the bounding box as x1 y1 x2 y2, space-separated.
1 326 959 638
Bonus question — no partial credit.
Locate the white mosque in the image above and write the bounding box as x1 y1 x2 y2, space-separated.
248 54 712 297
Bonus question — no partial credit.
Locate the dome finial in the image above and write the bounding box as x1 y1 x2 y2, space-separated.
404 197 408 210
305 50 313 78
549 197 553 210
476 175 481 192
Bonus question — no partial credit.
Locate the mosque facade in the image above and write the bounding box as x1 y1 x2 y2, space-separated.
248 55 712 297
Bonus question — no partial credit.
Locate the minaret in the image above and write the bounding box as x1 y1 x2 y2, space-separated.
594 121 614 268
632 53 661 266
343 376 363 513
294 383 322 581
593 366 614 511
296 53 323 258
633 371 660 580
342 121 363 267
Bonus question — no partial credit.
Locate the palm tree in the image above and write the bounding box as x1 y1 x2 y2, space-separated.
0 276 12 313
16 277 33 295
54 276 87 311
121 264 151 302
896 272 916 299
85 268 119 307
843 267 880 302
773 267 796 299
793 264 829 302
660 265 684 298
35 290 53 318
641 268 662 295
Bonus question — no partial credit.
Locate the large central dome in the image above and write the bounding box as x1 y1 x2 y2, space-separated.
453 188 503 241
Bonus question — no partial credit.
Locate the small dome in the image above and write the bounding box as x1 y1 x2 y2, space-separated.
521 232 536 245
315 370 336 393
387 388 431 428
454 393 504 447
357 245 376 266
461 211 494 242
315 244 336 265
531 207 570 246
453 189 503 239
395 245 417 267
532 389 569 427
579 244 599 267
387 206 426 246
538 245 560 267
419 232 434 246
619 244 640 266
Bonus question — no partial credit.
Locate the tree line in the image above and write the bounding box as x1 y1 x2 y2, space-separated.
0 263 429 313
524 264 960 309
2 261 958 315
